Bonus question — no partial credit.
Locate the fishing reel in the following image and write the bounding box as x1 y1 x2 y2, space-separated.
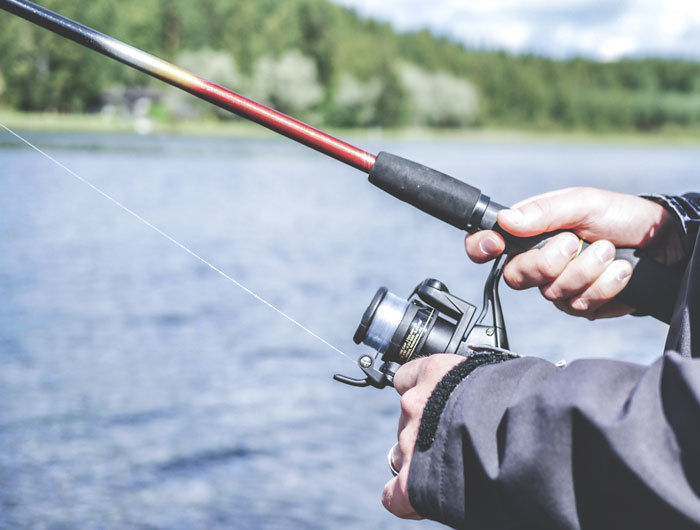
334 256 509 389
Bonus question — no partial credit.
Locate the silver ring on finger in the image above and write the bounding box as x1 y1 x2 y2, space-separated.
387 442 400 477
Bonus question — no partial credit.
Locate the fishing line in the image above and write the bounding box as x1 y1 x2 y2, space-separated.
0 122 354 363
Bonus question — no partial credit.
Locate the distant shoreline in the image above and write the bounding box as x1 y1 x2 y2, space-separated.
1 109 699 147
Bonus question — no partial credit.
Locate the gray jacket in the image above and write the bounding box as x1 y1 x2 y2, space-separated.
408 193 700 529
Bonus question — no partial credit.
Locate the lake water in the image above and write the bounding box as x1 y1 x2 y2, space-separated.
0 130 697 528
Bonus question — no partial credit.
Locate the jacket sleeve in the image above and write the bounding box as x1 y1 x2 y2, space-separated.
407 218 700 529
407 353 700 529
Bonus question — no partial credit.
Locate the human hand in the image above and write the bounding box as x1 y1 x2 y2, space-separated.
382 354 465 520
465 188 680 319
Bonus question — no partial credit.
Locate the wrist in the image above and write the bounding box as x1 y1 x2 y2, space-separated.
641 195 687 264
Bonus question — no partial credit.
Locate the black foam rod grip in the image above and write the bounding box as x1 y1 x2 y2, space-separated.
368 152 485 230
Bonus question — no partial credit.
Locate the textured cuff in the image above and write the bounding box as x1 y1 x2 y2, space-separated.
415 351 517 452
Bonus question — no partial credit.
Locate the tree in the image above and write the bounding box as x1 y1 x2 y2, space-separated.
329 73 381 127
398 63 478 127
250 50 323 119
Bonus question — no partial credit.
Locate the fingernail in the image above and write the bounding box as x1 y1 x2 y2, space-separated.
571 297 588 311
479 237 501 255
500 209 524 227
616 266 632 282
595 242 615 263
561 236 580 258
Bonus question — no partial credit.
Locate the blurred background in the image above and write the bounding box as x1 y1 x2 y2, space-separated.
0 1 698 528
1 0 700 132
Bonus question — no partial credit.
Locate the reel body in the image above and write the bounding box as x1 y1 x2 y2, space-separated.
335 259 508 389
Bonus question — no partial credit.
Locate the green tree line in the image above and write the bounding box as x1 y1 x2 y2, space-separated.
1 0 699 131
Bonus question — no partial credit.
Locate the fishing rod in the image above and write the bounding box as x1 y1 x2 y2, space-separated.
0 0 680 363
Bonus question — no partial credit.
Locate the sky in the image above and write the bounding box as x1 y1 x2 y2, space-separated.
332 0 700 61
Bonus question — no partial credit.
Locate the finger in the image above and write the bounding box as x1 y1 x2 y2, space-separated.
554 294 634 320
498 187 595 237
568 259 633 313
465 231 505 263
540 240 616 301
395 395 419 437
395 411 412 462
590 299 635 319
397 412 409 437
511 188 575 210
400 388 427 422
553 299 577 317
502 232 581 290
393 358 427 395
382 470 422 520
395 418 421 470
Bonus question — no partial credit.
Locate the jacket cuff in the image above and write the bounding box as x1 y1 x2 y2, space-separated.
643 193 700 255
415 351 517 452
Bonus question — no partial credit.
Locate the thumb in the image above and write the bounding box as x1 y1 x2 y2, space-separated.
497 189 592 237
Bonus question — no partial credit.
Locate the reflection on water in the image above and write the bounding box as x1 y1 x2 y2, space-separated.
0 131 696 528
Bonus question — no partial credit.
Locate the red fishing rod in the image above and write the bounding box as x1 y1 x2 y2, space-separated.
0 0 679 322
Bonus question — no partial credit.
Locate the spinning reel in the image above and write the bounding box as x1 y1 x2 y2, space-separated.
335 256 509 389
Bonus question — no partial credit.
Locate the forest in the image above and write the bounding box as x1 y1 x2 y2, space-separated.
1 0 699 132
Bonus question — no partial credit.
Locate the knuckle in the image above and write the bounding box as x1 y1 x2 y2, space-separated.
531 198 551 217
415 360 431 380
422 354 447 375
399 393 412 416
422 354 441 370
423 354 462 381
564 186 592 204
400 390 421 417
579 187 597 200
420 361 439 382
503 267 525 290
578 188 602 218
392 366 411 393
537 253 560 281
540 283 563 301
586 283 607 302
419 355 453 382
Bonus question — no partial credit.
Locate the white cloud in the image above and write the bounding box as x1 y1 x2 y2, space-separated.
333 0 700 60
